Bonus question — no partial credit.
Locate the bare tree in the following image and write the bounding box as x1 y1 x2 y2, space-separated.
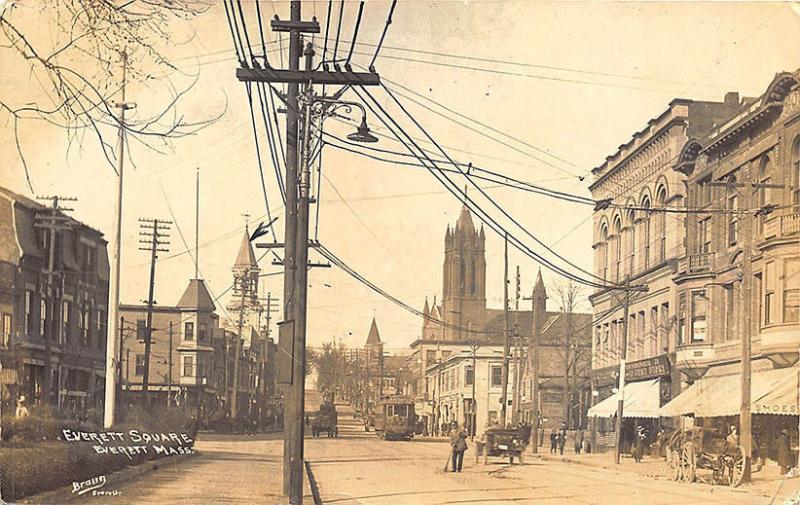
551 279 590 429
0 0 224 190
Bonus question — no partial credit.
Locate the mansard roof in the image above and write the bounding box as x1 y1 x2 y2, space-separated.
176 278 217 312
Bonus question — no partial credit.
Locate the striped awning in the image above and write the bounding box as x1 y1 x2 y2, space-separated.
588 379 661 419
659 367 798 417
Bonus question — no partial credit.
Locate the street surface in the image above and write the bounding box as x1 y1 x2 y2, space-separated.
66 400 797 505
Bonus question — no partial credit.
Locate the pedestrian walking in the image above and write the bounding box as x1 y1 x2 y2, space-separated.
778 428 793 475
550 429 558 454
633 424 647 463
574 429 584 455
15 395 29 418
557 423 567 455
449 422 468 472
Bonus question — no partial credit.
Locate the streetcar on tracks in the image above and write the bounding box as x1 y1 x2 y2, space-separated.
373 395 416 440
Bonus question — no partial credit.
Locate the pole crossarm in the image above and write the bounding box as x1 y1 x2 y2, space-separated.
236 67 380 86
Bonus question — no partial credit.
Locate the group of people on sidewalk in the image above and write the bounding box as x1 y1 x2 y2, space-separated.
548 423 590 455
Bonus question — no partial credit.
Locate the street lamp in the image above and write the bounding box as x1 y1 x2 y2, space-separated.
310 98 378 144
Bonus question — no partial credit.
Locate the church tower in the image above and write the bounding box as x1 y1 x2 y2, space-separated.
227 230 261 322
441 204 486 340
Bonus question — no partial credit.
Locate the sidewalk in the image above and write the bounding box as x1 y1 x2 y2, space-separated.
529 449 800 502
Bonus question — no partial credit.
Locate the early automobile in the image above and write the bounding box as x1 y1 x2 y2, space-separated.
312 400 338 438
479 426 528 465
373 395 416 440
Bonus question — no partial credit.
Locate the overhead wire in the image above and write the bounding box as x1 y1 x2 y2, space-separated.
344 1 365 67
352 84 617 290
369 0 397 71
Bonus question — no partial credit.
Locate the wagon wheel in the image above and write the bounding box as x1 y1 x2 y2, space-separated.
681 442 697 483
727 446 746 487
668 448 682 481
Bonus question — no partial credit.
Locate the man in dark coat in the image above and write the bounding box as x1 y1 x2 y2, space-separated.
557 423 567 455
778 428 793 475
550 430 558 454
449 423 468 472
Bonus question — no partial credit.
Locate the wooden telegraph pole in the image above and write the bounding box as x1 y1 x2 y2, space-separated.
613 286 631 465
138 218 171 399
34 195 76 406
500 234 511 427
235 3 380 502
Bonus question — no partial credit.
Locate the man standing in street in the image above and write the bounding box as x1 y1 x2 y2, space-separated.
550 429 558 454
558 423 567 455
449 422 468 472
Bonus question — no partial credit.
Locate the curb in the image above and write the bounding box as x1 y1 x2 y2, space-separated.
18 451 198 504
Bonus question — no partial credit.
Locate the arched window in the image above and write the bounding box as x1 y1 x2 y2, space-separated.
625 208 636 276
459 259 466 295
599 224 609 281
612 216 622 282
470 258 476 294
792 137 800 209
757 155 773 234
641 196 651 270
727 176 739 246
655 187 667 263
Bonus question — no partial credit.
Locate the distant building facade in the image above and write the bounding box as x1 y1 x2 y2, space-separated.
0 186 109 414
410 204 592 435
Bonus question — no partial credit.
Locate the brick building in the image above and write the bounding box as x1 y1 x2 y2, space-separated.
0 185 109 414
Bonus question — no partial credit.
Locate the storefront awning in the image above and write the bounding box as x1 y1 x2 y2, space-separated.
587 379 661 419
659 366 798 418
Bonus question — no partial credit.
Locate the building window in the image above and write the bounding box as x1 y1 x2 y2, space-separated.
626 209 636 275
756 156 773 235
40 298 47 340
599 223 609 281
612 216 622 281
135 354 145 376
490 365 502 387
24 290 33 336
678 294 686 345
659 303 669 352
655 186 667 263
784 258 800 323
182 355 195 377
1 313 11 346
61 300 71 345
724 284 736 341
426 350 436 362
185 322 194 341
698 217 711 254
727 178 738 246
96 310 106 350
442 350 451 358
465 365 474 386
79 307 89 347
198 322 207 342
642 196 651 270
690 291 707 343
765 262 775 325
136 319 146 341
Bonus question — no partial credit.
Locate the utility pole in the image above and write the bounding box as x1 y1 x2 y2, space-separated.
236 3 380 501
511 266 521 425
469 342 478 440
259 292 279 398
524 273 546 453
500 234 511 427
138 218 171 399
614 286 631 465
117 317 125 409
740 172 755 483
231 271 249 422
105 50 135 428
34 195 75 406
167 321 173 408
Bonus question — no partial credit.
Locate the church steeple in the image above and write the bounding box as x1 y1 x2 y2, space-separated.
441 204 486 341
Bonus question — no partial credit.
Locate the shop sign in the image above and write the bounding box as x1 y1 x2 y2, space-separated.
753 403 798 415
626 355 670 380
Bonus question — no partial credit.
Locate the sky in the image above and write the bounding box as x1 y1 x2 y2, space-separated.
1 1 799 352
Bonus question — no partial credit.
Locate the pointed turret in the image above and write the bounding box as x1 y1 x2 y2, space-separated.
455 204 475 234
423 297 430 318
234 230 258 270
533 269 546 300
365 317 381 346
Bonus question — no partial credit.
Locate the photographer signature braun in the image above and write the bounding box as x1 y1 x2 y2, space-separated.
71 475 121 496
